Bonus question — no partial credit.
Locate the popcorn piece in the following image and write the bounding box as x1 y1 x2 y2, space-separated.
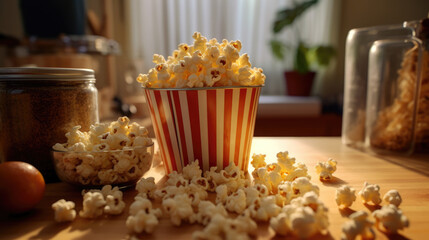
282 164 310 182
136 177 157 199
97 169 118 185
341 211 375 240
280 206 317 238
223 162 242 180
290 177 320 198
271 192 329 238
192 213 254 240
247 196 281 221
65 125 89 147
204 68 223 86
266 163 283 194
154 185 187 201
162 193 195 226
105 133 130 150
235 210 258 236
186 183 209 207
182 160 202 180
315 158 337 181
224 178 249 196
243 187 259 207
269 212 291 236
113 157 132 173
129 196 162 218
277 183 293 205
252 166 268 184
204 167 225 186
358 182 382 205
152 165 206 205
252 165 285 195
254 183 269 197
204 163 249 195
156 63 171 82
104 190 126 215
215 184 228 205
52 143 67 151
100 185 121 198
126 210 159 234
276 151 296 173
273 151 312 182
373 204 409 234
194 200 228 226
166 171 188 188
273 193 288 207
295 192 329 232
75 163 96 178
250 154 266 169
52 199 76 222
225 189 247 214
336 185 356 209
79 192 106 219
191 177 209 190
383 189 402 207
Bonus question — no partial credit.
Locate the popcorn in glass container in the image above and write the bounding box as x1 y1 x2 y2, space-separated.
52 117 154 187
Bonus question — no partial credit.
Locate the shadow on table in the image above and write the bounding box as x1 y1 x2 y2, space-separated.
381 232 411 240
321 176 348 187
363 203 382 212
270 232 334 240
348 146 429 177
30 222 69 240
338 207 356 218
374 153 429 177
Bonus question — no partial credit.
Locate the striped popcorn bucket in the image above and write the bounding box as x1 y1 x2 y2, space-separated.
143 86 262 174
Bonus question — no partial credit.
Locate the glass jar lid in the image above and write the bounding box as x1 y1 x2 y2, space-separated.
0 67 95 81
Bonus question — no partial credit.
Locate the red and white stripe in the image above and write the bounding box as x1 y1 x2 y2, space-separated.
144 86 261 174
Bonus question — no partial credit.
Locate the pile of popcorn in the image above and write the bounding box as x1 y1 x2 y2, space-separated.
338 183 409 239
52 117 153 186
51 151 410 239
136 32 266 88
52 185 127 222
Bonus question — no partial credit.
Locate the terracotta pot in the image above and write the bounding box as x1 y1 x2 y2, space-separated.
284 71 316 96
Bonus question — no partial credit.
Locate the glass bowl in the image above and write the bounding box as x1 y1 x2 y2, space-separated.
52 143 154 188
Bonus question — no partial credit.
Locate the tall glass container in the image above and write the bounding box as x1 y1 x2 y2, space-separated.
0 67 99 182
342 25 413 148
366 38 423 153
365 18 429 154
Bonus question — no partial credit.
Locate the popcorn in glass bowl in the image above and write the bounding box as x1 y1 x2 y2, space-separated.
52 117 153 187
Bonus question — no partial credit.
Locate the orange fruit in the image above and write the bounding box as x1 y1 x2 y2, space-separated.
0 161 46 214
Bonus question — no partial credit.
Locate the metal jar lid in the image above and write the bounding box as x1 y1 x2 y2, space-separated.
0 67 95 81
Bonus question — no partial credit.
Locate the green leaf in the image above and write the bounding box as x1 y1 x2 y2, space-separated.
314 46 335 66
270 40 286 60
272 0 319 34
294 43 310 73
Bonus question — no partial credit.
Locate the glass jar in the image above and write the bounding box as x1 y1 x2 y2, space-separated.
0 67 99 182
361 18 429 154
342 25 413 149
365 37 423 154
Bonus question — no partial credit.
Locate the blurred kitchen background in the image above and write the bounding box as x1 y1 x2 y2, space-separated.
1 0 428 137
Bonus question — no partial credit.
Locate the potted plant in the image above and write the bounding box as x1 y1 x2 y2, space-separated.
270 0 335 96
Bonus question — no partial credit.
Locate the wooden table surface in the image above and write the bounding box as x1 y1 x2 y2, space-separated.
1 137 428 240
